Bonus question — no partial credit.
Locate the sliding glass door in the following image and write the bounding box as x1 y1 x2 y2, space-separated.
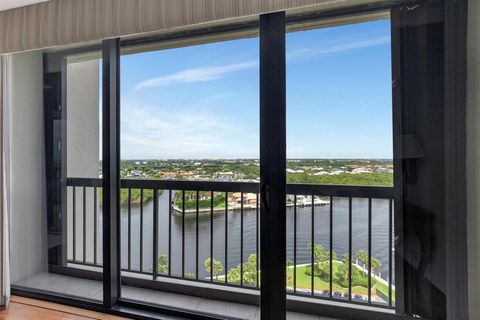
284 17 395 307
117 27 263 318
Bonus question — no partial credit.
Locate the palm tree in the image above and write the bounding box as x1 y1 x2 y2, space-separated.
371 258 382 275
355 250 368 276
355 251 368 267
157 254 169 273
149 255 168 274
307 243 327 270
227 265 241 283
242 254 258 285
329 250 337 262
204 257 224 280
336 254 350 284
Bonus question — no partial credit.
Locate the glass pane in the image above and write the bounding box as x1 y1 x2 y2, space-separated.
119 35 260 316
10 50 104 302
285 19 395 307
286 20 392 186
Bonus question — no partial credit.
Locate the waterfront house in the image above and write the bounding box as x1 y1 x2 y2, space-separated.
213 171 236 181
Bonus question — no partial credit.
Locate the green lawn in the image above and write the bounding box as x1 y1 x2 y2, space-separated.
287 263 365 294
213 262 395 303
287 263 395 301
375 279 396 302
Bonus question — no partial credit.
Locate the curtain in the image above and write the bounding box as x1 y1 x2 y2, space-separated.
0 0 372 54
0 55 10 308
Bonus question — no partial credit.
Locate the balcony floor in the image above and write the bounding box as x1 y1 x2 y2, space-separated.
13 272 338 320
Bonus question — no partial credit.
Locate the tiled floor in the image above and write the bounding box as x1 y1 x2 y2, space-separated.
14 272 103 301
14 272 338 319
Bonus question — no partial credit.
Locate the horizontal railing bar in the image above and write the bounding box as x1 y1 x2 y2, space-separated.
67 178 258 192
67 260 101 268
66 177 393 198
122 179 259 193
288 291 394 310
67 178 102 187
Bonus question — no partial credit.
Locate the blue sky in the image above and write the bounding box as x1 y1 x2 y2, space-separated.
120 19 392 160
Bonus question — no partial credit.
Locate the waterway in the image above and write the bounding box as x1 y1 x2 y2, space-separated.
112 191 394 283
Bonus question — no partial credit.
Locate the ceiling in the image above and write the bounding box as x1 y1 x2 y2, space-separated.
0 0 48 12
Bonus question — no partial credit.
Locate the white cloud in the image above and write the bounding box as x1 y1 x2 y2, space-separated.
133 36 389 92
287 36 390 60
120 101 258 159
134 60 258 91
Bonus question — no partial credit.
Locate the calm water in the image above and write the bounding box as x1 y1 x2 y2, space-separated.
114 191 394 282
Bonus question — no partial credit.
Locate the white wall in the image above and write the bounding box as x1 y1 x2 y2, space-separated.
467 0 480 318
8 50 45 283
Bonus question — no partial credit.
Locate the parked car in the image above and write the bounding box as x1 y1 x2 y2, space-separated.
353 294 363 301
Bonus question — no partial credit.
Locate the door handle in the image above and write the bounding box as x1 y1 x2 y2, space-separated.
261 182 270 212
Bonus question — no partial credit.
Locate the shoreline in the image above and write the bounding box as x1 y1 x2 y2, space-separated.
171 200 330 215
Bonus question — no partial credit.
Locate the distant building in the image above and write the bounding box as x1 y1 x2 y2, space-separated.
245 193 257 206
230 192 257 207
158 172 177 179
351 168 372 174
213 171 235 181
178 172 195 179
131 170 142 176
286 169 304 173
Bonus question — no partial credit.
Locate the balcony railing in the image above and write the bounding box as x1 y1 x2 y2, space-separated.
64 177 395 309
